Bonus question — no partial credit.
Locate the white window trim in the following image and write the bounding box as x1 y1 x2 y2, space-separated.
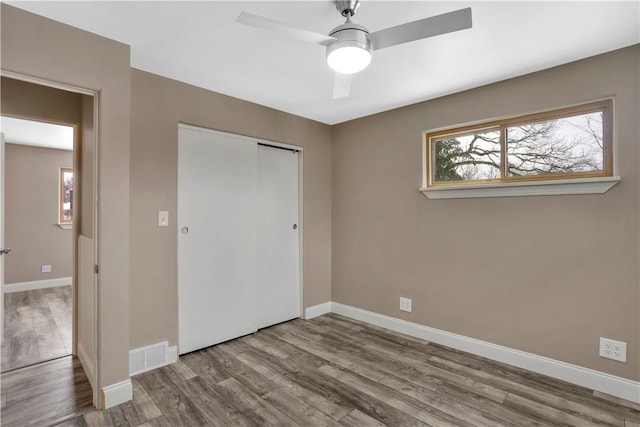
420 176 620 199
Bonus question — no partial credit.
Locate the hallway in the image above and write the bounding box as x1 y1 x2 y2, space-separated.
2 286 72 372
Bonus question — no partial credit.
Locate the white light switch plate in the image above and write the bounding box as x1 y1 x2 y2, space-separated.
158 211 169 227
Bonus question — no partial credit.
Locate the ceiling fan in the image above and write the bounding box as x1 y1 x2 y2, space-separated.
236 1 472 99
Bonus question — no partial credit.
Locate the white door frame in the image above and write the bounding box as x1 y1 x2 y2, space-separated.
0 70 100 408
177 124 305 327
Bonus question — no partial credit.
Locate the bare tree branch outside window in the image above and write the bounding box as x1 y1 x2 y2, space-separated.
59 168 73 223
429 101 611 186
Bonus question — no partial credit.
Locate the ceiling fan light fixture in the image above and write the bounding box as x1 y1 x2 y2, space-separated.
326 22 372 74
327 45 371 74
237 2 473 98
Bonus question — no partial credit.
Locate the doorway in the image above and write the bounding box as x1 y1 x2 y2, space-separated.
1 116 75 372
0 75 99 408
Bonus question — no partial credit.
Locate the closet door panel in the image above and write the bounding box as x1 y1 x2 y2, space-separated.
178 126 257 354
257 145 300 328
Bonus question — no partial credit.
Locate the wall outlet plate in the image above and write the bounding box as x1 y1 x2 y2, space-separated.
599 337 627 362
41 265 52 273
399 297 412 312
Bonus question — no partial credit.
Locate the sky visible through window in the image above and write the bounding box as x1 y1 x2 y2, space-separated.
433 111 604 182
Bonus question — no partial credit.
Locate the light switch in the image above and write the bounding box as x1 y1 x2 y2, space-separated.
158 211 169 227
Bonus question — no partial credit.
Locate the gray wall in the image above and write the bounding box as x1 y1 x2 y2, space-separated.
129 69 333 349
2 4 131 398
4 144 73 283
332 45 639 381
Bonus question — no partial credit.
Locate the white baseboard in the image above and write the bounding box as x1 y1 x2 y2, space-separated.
102 379 132 409
304 301 332 319
331 302 640 405
77 341 95 390
3 276 72 293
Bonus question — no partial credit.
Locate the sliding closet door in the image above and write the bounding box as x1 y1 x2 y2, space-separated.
257 145 300 328
178 126 257 354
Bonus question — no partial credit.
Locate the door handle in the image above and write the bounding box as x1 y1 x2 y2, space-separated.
0 248 11 255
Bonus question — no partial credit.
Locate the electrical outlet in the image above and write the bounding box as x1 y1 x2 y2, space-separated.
599 337 627 362
41 265 52 273
399 297 412 312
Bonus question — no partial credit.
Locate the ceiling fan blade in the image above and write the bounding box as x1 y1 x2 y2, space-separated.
333 73 353 99
369 7 472 51
237 12 336 46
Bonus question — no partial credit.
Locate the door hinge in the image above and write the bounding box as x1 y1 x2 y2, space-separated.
94 265 99 274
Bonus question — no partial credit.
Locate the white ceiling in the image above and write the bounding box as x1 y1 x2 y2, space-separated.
1 116 74 151
9 1 639 125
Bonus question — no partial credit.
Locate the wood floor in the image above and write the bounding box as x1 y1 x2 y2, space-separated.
24 313 635 427
0 355 93 426
2 286 72 372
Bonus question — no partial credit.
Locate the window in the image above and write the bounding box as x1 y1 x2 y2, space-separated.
425 99 614 194
59 167 73 224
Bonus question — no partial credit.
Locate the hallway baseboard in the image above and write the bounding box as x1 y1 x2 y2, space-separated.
3 276 72 293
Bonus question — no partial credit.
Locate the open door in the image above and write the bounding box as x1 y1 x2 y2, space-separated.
76 94 99 408
1 132 5 342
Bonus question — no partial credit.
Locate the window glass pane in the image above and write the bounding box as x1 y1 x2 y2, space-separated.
432 129 501 182
60 169 73 223
506 112 604 177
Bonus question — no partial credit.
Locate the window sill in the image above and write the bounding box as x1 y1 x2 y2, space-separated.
420 176 621 199
57 223 73 230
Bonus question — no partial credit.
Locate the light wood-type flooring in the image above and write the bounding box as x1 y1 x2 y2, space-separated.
4 313 640 426
2 286 72 372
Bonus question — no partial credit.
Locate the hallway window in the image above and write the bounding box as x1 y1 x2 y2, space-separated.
59 167 73 224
